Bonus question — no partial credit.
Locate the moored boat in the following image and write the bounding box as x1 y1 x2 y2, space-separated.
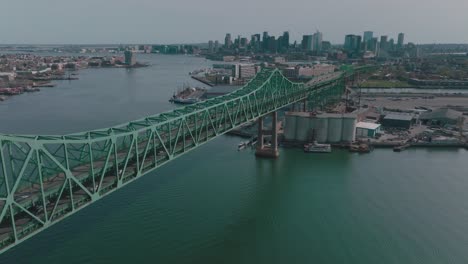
169 85 206 104
304 141 332 153
349 143 372 153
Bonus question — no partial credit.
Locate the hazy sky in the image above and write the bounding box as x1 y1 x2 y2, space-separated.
1 0 468 44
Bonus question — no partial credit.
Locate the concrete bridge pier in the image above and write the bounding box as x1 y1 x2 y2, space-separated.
255 111 279 158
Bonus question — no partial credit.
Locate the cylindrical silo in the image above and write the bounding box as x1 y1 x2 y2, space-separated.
309 117 317 141
315 116 329 143
284 114 297 141
295 115 309 142
341 117 357 143
327 117 343 143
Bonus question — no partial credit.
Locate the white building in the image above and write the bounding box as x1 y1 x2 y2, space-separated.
238 64 257 79
356 122 381 138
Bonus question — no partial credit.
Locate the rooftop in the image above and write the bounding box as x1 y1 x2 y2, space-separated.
419 108 462 121
356 122 381 130
383 113 413 121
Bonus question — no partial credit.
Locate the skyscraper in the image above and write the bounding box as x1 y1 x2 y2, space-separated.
380 35 388 51
240 37 248 48
344 34 362 53
262 32 269 51
363 31 373 51
397 33 405 49
282 31 290 50
251 34 261 51
312 31 323 52
363 31 374 43
250 34 258 44
389 38 395 51
369 37 379 54
267 36 277 53
208 40 214 53
302 35 313 51
224 33 232 49
277 36 284 52
344 35 354 51
355 35 362 52
233 35 240 48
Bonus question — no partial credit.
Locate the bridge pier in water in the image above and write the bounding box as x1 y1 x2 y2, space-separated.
0 66 373 255
255 111 279 159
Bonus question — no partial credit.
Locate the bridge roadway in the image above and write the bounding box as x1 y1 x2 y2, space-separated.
0 67 358 254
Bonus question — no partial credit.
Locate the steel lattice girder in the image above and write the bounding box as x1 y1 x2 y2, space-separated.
0 66 366 254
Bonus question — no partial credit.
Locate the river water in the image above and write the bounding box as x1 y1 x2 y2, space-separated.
1 54 468 264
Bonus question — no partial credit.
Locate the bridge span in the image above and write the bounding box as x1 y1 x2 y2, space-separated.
0 67 368 254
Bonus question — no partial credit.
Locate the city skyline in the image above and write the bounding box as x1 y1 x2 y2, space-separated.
1 0 468 45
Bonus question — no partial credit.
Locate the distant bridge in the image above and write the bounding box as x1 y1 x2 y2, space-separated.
0 66 372 254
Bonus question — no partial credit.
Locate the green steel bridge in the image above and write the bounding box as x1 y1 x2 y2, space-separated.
0 66 370 254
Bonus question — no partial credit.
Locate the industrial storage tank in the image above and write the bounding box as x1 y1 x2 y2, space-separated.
295 114 310 142
327 116 343 143
315 116 329 143
341 116 357 143
308 117 318 141
284 113 297 141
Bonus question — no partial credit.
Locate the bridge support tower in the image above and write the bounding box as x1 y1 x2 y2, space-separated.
255 111 279 158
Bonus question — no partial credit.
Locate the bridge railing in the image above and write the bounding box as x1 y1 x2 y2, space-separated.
0 65 364 253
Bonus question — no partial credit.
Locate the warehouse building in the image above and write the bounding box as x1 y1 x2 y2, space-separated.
419 108 463 126
382 113 413 129
356 122 381 138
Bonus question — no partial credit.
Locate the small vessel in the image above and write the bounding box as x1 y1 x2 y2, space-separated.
304 141 332 153
349 143 372 153
170 97 200 104
393 144 410 152
169 85 206 105
238 141 249 150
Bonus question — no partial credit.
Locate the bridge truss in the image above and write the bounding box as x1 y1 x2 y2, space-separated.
0 67 366 254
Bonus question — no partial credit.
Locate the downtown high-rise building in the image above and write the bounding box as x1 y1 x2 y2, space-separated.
344 34 361 52
267 36 277 53
363 31 374 43
368 37 379 55
302 35 313 51
251 34 261 51
282 31 290 50
312 31 323 52
389 38 395 51
262 32 269 51
224 33 232 49
208 40 214 53
397 33 405 49
240 37 248 48
363 31 373 50
380 35 388 51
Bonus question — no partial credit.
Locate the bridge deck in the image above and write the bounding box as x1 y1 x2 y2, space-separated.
0 66 372 254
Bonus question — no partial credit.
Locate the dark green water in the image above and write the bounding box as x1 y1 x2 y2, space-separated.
1 54 468 263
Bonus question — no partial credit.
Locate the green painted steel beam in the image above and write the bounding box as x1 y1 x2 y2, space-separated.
0 65 369 254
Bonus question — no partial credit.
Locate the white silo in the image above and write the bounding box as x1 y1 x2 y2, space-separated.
341 116 357 143
284 113 297 141
308 116 318 141
315 116 329 143
328 116 343 143
295 114 309 142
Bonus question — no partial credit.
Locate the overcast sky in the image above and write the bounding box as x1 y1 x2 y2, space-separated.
1 0 467 45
